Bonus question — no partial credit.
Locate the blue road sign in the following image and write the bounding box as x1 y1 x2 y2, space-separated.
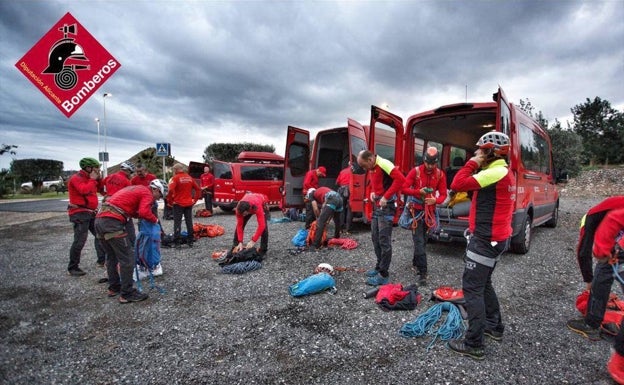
156 143 170 157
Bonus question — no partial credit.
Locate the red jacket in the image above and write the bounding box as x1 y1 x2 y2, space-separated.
67 170 103 215
167 170 201 207
335 167 350 187
103 170 131 197
368 155 405 201
131 173 156 187
96 185 158 223
303 169 320 195
451 158 515 242
576 196 624 282
200 172 214 191
402 165 447 210
593 206 624 260
311 186 332 204
236 193 268 243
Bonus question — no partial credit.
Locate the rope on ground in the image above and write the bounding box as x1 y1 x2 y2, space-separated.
269 217 292 224
399 301 465 351
221 260 262 274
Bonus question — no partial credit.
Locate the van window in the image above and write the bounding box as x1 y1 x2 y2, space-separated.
214 162 233 179
500 102 511 136
374 121 396 163
350 136 366 165
288 143 309 177
519 123 551 174
240 165 284 181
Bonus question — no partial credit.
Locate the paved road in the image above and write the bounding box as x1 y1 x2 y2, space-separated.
0 198 69 212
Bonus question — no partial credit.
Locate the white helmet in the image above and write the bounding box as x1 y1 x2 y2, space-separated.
476 131 510 156
120 161 136 173
314 263 334 276
150 179 168 197
305 188 316 201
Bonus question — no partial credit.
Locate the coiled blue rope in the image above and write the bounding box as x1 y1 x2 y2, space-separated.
399 302 465 351
221 260 262 274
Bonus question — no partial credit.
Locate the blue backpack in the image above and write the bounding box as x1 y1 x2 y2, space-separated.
289 273 336 297
135 221 162 270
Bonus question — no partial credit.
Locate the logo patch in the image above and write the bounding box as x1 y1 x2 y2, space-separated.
15 12 121 117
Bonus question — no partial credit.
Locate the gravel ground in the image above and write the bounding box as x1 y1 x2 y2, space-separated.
0 193 620 385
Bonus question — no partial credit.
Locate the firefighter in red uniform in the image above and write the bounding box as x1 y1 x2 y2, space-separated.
356 150 405 286
565 197 624 383
402 147 447 286
200 165 215 214
167 164 201 247
95 180 167 303
103 161 137 246
130 163 156 187
305 187 343 250
303 166 326 229
335 166 352 233
447 131 516 360
67 157 106 275
233 193 269 256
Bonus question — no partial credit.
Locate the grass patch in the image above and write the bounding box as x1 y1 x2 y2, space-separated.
3 191 68 200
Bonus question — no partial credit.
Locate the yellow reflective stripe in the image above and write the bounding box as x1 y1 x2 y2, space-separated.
580 214 587 229
473 159 508 187
375 155 394 174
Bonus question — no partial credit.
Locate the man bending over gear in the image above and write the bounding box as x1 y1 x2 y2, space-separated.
233 193 269 256
567 196 624 341
94 180 167 304
305 187 343 251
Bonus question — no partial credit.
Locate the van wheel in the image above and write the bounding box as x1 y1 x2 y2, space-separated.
220 206 234 212
510 215 531 254
545 204 558 228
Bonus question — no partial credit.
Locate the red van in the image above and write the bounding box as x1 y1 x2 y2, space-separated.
208 152 284 212
377 86 560 253
284 111 403 224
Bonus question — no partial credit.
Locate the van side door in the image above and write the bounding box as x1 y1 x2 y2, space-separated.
284 126 310 208
212 160 235 208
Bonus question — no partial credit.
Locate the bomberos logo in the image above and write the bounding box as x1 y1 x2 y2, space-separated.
15 12 121 118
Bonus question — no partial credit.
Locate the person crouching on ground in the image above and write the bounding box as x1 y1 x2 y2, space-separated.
306 187 343 251
446 131 515 360
95 180 167 303
233 193 269 256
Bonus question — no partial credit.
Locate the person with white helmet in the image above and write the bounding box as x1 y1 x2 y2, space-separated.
446 131 515 360
67 157 106 276
102 160 137 247
94 180 167 303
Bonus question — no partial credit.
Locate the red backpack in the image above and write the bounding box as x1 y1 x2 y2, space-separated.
576 290 624 336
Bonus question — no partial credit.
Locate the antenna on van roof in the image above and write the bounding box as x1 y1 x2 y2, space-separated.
465 84 468 102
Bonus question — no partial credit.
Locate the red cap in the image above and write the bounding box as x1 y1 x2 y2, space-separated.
317 166 326 176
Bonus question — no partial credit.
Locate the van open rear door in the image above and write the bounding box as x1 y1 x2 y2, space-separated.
284 126 310 208
368 105 405 222
495 86 512 139
346 118 368 216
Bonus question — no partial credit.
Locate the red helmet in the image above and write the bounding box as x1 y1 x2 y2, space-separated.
476 131 510 156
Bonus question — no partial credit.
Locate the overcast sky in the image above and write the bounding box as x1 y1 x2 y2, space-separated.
1 0 623 172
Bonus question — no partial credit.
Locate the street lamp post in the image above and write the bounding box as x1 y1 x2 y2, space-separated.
102 93 112 177
95 117 100 160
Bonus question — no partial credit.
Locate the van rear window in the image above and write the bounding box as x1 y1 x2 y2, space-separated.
240 166 284 181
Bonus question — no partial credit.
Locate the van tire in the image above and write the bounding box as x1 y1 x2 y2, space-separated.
544 203 558 228
510 215 531 254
